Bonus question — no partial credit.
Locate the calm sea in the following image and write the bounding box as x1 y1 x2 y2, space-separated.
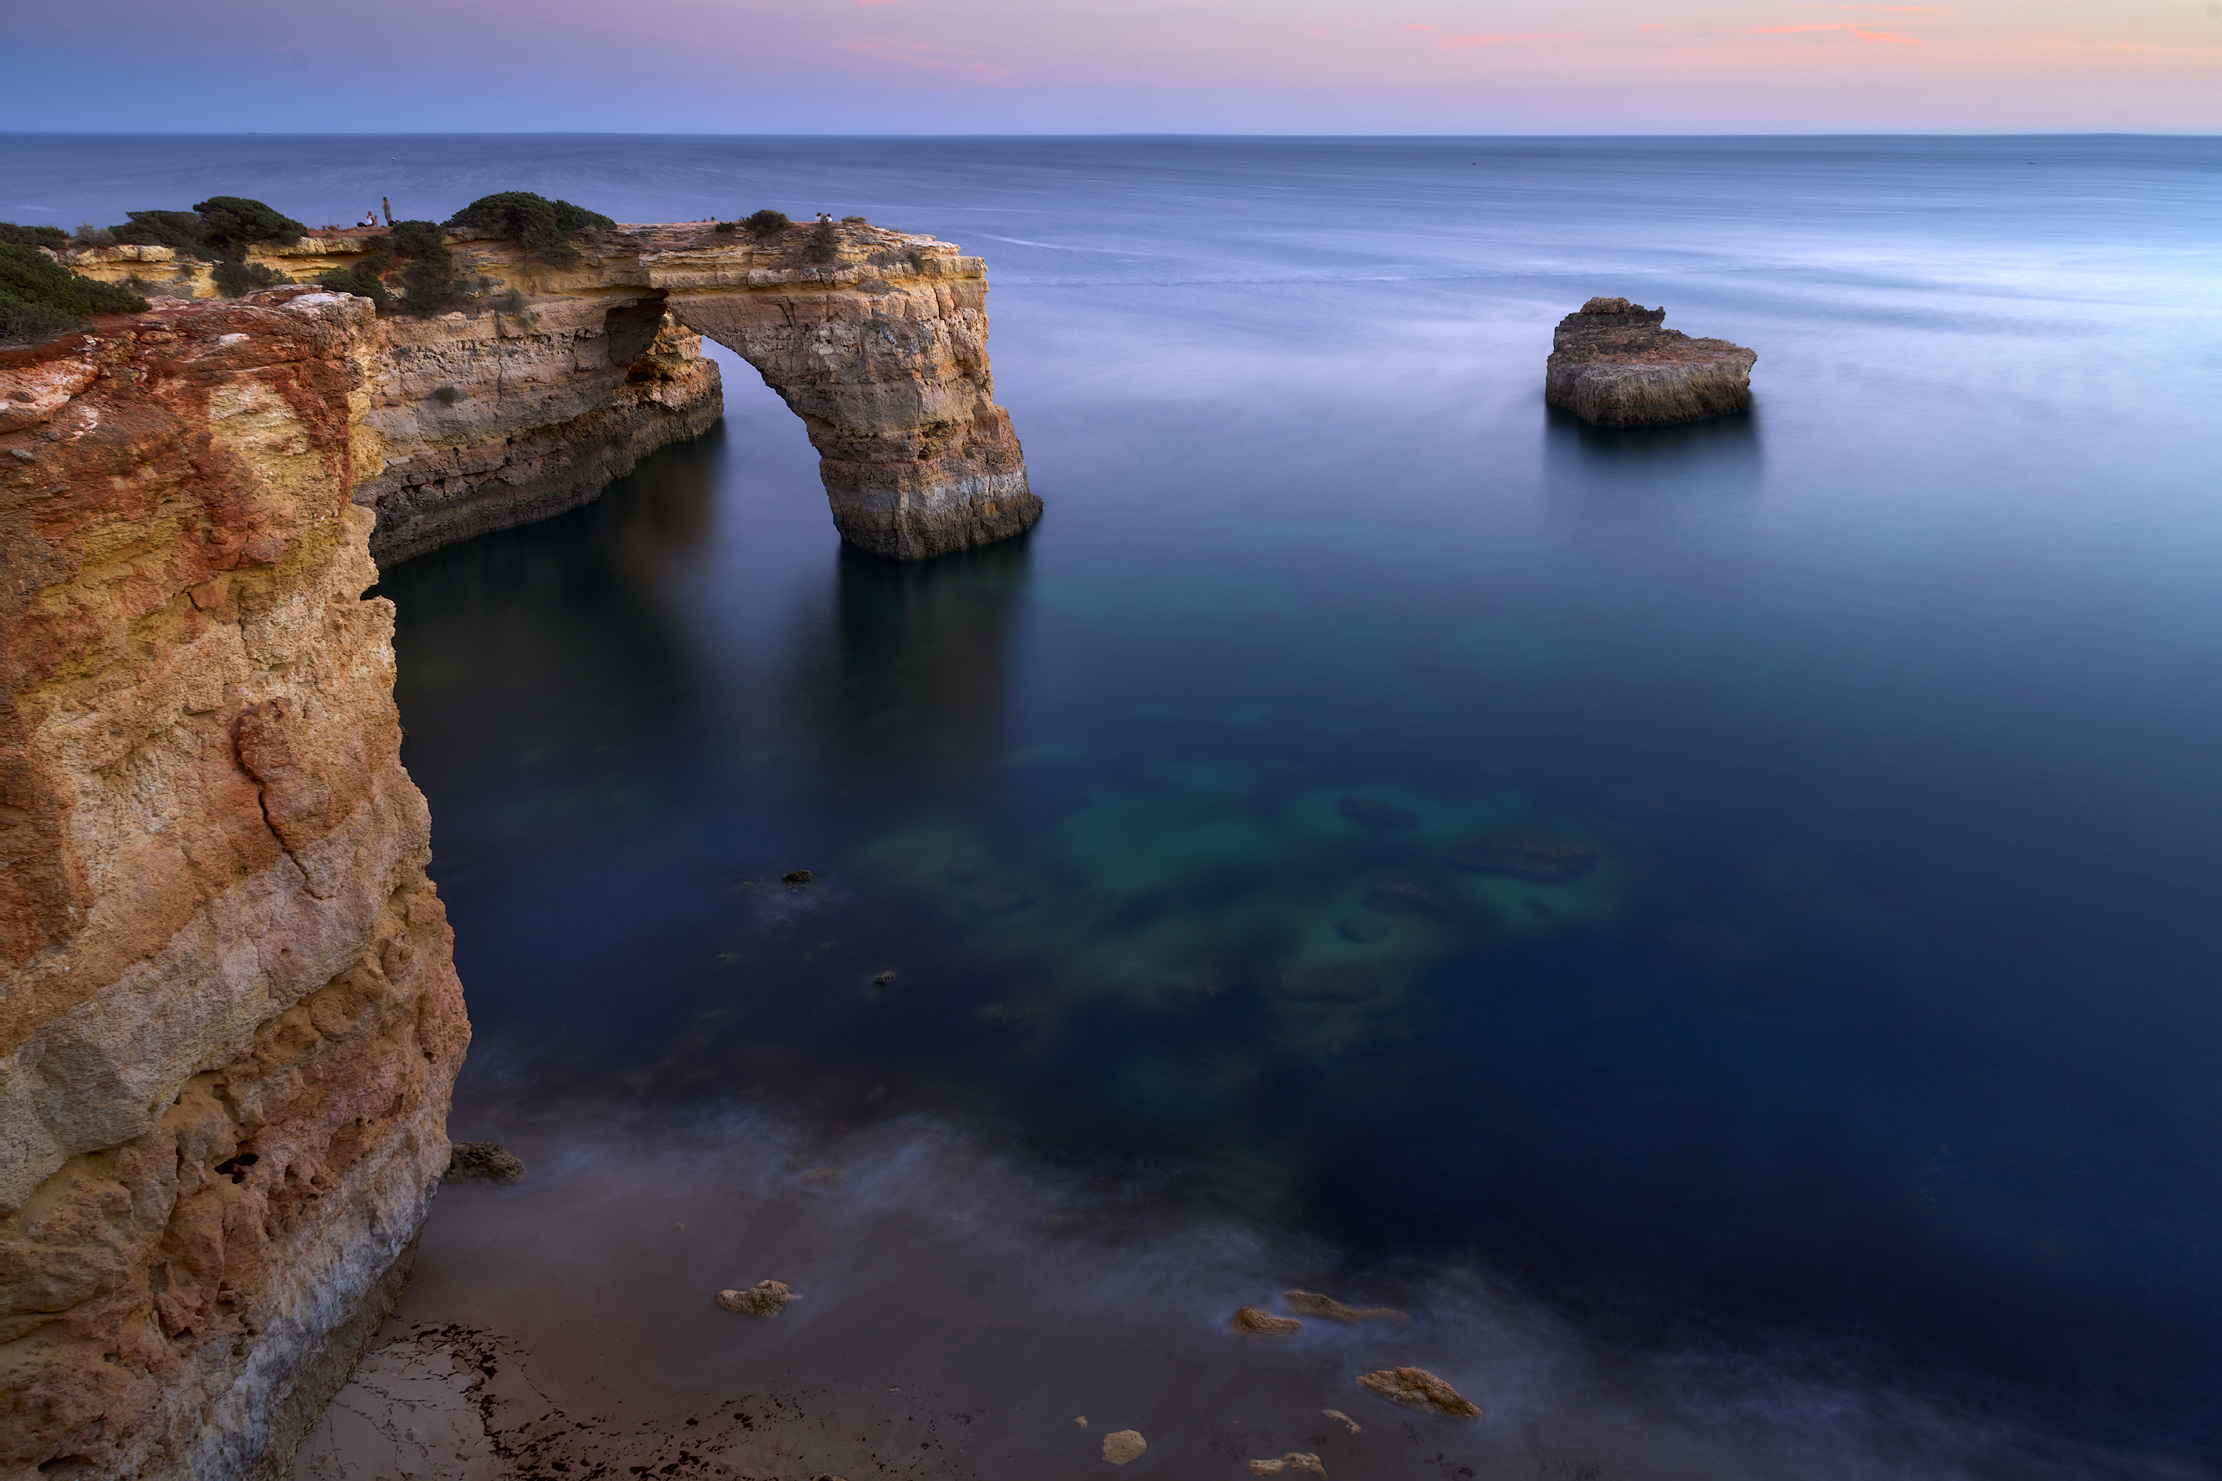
10 134 2221 1475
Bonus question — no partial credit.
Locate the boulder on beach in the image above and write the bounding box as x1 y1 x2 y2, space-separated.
1230 1306 1303 1336
716 1279 798 1316
1335 795 1420 832
1250 1454 1326 1476
1284 1290 1409 1324
1449 832 1597 882
1356 1366 1482 1419
1545 297 1756 427
1102 1429 1148 1464
445 1141 526 1184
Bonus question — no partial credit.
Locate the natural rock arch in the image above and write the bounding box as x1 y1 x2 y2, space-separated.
651 236 1038 561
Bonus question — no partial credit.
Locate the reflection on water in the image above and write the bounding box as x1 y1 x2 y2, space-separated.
1542 404 1765 499
789 541 1033 767
349 136 2222 1473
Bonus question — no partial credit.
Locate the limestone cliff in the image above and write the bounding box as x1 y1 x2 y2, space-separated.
63 218 1037 563
0 292 469 1479
357 296 720 565
1545 297 1756 427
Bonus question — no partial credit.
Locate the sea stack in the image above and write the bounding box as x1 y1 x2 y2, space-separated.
1545 297 1756 427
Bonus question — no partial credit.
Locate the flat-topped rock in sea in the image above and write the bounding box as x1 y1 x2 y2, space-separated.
1545 296 1756 427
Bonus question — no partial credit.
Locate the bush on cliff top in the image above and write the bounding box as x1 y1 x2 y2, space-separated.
0 222 68 250
0 241 147 343
192 196 307 259
105 197 306 263
444 192 614 265
110 208 214 257
315 219 486 317
742 209 789 234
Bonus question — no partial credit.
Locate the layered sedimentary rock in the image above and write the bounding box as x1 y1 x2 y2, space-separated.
356 296 720 565
1545 297 1756 427
63 219 1037 563
0 292 469 1479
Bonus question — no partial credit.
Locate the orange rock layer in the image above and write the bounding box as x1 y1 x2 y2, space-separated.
0 293 469 1479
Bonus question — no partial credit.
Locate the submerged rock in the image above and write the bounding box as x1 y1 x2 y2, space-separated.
447 1141 527 1184
1335 917 1393 944
1449 833 1597 882
1360 879 1452 916
1283 1290 1409 1324
1546 297 1756 427
1102 1429 1148 1464
1250 1454 1326 1476
716 1279 799 1316
1356 1366 1482 1419
1277 966 1382 1003
1335 795 1420 832
782 868 816 886
1230 1306 1303 1336
1322 1409 1361 1434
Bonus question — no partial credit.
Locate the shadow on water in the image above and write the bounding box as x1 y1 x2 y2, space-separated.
786 534 1034 768
1541 402 1765 500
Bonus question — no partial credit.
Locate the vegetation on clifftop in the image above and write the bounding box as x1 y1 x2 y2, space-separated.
0 222 69 250
0 242 147 343
445 192 613 265
316 219 489 317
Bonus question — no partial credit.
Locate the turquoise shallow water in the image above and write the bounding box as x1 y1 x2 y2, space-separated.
11 135 2222 1471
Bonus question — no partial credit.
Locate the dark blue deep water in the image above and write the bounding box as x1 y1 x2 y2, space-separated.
11 135 2221 1474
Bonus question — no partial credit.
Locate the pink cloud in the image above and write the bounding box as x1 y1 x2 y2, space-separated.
1433 31 1572 48
836 37 1012 80
1749 22 1922 41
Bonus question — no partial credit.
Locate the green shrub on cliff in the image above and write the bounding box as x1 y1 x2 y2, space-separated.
315 220 486 317
212 260 290 297
742 209 789 235
0 241 147 343
0 222 68 250
107 198 305 264
315 264 391 310
191 196 307 259
110 209 214 257
444 192 614 266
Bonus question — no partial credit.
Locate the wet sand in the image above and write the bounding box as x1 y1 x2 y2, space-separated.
291 1104 2109 1481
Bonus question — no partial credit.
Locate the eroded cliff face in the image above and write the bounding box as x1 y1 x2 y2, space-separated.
0 293 469 1480
357 297 720 565
64 219 1035 563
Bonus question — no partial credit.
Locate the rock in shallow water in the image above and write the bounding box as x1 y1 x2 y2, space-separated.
1449 832 1598 882
1356 1366 1483 1418
1250 1453 1326 1475
1230 1306 1303 1336
1545 296 1756 427
447 1141 528 1184
1335 795 1420 832
717 1279 799 1316
1283 1290 1409 1324
1102 1428 1148 1464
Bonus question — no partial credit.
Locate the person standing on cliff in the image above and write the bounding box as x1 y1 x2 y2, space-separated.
382 197 393 227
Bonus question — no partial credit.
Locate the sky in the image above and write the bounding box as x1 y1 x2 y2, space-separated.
4 0 2218 134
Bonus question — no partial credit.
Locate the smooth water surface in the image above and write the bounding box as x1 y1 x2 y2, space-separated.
12 135 2221 1472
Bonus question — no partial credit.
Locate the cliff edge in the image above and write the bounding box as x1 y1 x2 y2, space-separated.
1545 297 1756 427
0 292 469 1479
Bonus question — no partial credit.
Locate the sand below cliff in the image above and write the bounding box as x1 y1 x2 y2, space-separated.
291 1104 2139 1481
